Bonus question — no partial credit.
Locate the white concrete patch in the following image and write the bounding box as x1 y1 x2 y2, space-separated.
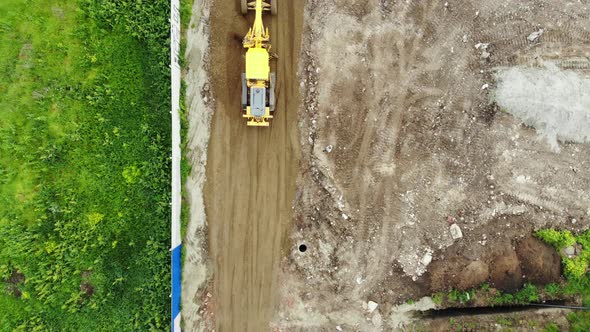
389 297 436 329
494 63 590 151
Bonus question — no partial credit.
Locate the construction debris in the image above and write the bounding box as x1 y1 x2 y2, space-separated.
527 28 544 42
450 224 463 240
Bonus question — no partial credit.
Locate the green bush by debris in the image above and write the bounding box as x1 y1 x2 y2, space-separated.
535 229 590 330
543 322 559 332
536 229 576 250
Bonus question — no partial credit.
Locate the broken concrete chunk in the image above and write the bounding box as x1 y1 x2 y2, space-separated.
450 224 463 239
474 42 489 50
367 301 379 313
527 29 544 42
421 251 433 267
336 326 343 331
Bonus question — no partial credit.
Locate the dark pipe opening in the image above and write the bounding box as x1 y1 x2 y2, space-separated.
298 244 307 252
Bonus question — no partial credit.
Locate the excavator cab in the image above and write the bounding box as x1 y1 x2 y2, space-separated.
240 0 277 127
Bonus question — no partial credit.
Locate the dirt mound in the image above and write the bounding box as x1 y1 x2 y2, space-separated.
516 236 562 285
490 251 523 292
458 261 490 291
429 257 469 291
429 258 490 292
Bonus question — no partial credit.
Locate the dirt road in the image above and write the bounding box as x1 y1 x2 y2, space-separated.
203 0 303 331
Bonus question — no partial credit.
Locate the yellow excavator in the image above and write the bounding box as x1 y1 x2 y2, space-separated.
240 0 277 127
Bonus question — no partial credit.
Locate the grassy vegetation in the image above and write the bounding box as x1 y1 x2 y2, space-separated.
0 0 186 330
489 283 540 305
535 229 590 332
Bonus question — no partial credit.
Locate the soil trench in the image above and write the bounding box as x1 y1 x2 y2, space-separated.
204 1 303 331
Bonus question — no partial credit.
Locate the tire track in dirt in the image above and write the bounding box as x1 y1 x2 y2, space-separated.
204 1 303 331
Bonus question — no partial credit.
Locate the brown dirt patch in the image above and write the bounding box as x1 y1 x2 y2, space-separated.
203 0 304 330
5 270 25 298
429 259 490 292
458 261 490 291
516 236 562 285
490 250 523 293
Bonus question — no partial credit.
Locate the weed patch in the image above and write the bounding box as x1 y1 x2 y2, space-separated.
0 0 188 330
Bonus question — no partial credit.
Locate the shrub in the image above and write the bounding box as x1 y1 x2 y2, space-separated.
432 292 443 305
564 257 588 280
543 322 559 332
514 283 539 303
544 283 562 298
535 229 576 250
448 289 473 304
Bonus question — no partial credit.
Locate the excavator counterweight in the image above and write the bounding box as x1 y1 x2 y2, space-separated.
240 0 277 127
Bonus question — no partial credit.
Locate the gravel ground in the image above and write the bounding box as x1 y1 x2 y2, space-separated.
273 1 590 330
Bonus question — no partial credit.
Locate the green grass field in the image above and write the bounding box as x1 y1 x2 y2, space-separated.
0 0 182 330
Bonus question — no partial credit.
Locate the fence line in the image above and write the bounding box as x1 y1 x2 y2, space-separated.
170 0 182 331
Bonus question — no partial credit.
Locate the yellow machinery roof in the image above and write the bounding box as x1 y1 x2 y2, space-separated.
245 48 270 80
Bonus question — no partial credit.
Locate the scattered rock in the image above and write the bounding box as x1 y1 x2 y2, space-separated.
325 145 333 153
367 301 379 313
450 224 463 239
527 29 544 42
563 246 575 257
336 326 343 331
475 43 489 50
421 251 433 267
